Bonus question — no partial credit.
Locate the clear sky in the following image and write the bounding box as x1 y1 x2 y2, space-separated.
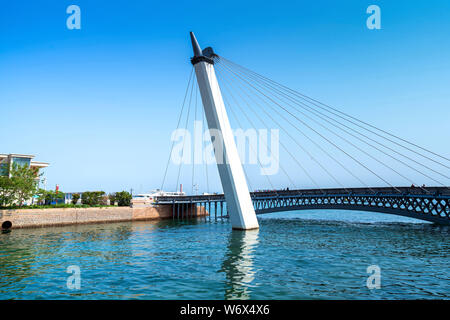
1 1 450 194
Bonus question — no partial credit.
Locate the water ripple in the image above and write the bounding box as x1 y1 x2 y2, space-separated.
0 210 448 299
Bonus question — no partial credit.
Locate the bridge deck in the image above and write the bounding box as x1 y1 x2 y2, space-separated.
154 187 450 225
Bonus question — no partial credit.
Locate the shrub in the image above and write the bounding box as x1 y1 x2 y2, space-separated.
71 193 80 205
115 191 132 207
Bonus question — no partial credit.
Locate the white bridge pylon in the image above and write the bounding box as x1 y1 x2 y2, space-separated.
190 32 259 230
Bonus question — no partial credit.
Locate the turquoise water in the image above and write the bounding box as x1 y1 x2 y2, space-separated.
0 210 448 299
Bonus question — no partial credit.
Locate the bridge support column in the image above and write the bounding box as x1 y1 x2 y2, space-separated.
172 200 175 220
190 32 259 230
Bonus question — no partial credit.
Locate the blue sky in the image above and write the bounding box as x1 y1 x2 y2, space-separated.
1 1 450 194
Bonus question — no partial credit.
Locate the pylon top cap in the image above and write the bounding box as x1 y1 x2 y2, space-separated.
190 32 216 65
190 32 202 57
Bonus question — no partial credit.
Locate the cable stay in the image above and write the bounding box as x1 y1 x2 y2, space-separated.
218 62 448 192
216 62 370 191
216 68 334 191
162 54 449 198
217 72 297 190
191 85 198 194
176 71 196 192
222 59 450 186
161 67 194 191
202 101 210 194
217 61 384 192
222 93 277 191
216 56 450 191
219 56 450 169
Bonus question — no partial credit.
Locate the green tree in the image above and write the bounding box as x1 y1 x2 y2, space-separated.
115 191 132 207
81 192 92 205
0 176 15 207
9 163 41 206
81 191 105 206
36 188 47 205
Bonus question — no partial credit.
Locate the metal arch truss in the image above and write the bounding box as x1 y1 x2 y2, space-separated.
252 193 450 225
155 187 450 225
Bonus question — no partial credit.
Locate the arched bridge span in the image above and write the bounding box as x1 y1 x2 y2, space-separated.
155 187 450 226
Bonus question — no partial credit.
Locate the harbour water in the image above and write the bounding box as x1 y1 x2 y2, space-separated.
0 210 448 299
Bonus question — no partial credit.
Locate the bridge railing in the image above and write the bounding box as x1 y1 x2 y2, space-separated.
155 186 450 203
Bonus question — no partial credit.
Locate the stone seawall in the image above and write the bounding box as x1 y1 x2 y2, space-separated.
0 205 208 229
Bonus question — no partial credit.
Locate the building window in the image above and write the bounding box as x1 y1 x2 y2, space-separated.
0 163 8 176
12 157 31 167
